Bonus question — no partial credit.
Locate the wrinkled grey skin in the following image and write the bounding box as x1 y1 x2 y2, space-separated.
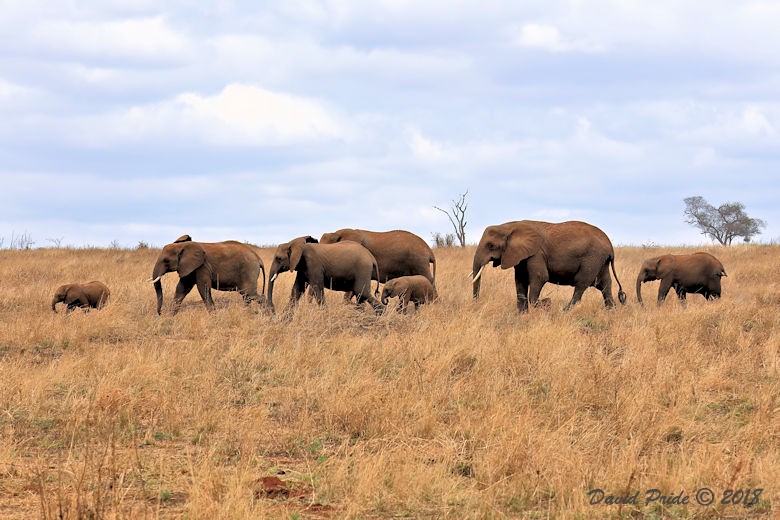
636 252 726 305
150 234 265 315
380 275 438 312
320 228 436 283
52 281 110 313
267 236 384 314
471 220 626 313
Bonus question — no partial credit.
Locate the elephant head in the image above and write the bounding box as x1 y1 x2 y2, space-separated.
51 284 74 313
635 256 671 305
471 224 542 299
150 240 208 315
267 236 318 311
319 231 339 243
380 280 397 305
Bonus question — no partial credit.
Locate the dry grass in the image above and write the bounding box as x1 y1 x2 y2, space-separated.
0 244 777 519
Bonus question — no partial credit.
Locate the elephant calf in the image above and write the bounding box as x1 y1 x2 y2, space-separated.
52 281 110 313
636 252 726 305
381 275 437 312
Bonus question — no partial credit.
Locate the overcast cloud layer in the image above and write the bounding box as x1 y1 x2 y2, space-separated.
1 1 779 247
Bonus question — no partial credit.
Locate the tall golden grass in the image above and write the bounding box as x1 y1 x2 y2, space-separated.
0 244 777 518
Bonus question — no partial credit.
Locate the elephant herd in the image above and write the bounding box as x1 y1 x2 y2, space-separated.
50 221 727 315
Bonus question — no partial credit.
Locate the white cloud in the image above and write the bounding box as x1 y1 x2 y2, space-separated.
68 83 351 147
177 84 350 144
407 128 446 161
511 23 606 53
741 105 776 136
29 16 190 62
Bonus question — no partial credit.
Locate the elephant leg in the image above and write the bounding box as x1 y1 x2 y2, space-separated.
398 293 410 313
289 273 307 307
366 294 385 315
356 285 385 314
513 266 530 313
563 283 589 311
195 270 215 312
240 289 256 306
595 264 616 308
309 279 325 306
657 277 674 305
172 278 195 315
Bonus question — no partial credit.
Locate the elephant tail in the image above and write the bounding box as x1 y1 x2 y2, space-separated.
373 260 381 296
430 253 437 284
610 255 627 305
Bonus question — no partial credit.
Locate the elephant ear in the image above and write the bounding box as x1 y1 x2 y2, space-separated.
174 234 192 243
501 228 542 269
288 243 305 272
303 235 318 244
178 243 206 277
655 255 676 277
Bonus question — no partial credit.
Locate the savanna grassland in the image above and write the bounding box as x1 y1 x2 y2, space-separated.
0 244 778 519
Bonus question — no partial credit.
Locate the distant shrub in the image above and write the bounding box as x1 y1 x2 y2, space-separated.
136 241 150 250
432 232 456 248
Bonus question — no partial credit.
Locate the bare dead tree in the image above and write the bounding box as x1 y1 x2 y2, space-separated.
434 190 468 247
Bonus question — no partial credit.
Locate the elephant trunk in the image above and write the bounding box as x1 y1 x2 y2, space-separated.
154 280 164 315
381 287 390 305
472 255 487 300
636 273 644 305
151 261 168 315
267 262 281 312
51 296 60 313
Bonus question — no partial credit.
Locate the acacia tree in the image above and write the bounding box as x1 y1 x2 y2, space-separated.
434 190 468 247
683 196 765 245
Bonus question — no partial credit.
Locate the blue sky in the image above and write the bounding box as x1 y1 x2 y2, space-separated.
1 1 778 248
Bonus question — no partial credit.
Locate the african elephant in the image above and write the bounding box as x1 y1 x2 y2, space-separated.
267 236 384 313
319 229 436 283
636 252 726 305
51 281 110 313
380 275 437 312
149 235 265 315
471 220 626 313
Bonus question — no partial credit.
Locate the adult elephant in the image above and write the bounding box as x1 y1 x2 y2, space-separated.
149 235 265 315
471 221 626 312
636 252 726 305
319 228 436 283
267 236 384 313
52 281 110 313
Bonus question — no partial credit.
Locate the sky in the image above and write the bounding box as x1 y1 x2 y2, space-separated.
1 1 779 248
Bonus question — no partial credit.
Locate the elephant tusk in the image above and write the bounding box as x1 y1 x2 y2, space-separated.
472 265 485 284
270 273 278 283
466 270 474 279
149 275 163 283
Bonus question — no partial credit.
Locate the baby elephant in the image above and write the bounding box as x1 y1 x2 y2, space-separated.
380 275 437 312
51 281 111 313
636 252 726 305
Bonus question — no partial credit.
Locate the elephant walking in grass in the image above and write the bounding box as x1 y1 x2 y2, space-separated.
470 220 626 313
636 252 726 305
52 281 110 313
380 275 437 312
267 236 384 314
319 228 436 283
149 235 265 315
